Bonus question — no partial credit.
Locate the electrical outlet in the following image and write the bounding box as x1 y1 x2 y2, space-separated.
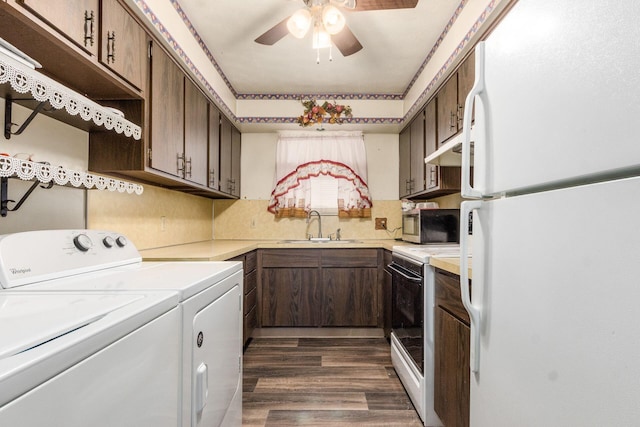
375 217 387 230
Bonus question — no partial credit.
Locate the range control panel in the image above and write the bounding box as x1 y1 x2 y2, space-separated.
0 230 141 289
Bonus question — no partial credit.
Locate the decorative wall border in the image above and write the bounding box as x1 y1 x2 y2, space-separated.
236 117 402 125
402 0 496 123
133 0 498 127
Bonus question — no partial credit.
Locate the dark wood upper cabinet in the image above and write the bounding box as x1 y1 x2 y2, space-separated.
437 74 459 147
398 125 411 197
219 115 242 196
149 43 184 177
410 109 426 195
230 126 241 197
17 0 99 56
425 99 439 190
399 109 426 198
437 50 476 147
457 49 475 127
184 79 209 186
208 107 221 190
100 0 147 90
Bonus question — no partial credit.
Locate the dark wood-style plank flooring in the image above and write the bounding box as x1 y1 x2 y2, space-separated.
242 337 423 426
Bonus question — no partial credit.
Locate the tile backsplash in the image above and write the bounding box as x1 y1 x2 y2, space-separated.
213 199 402 241
88 184 213 250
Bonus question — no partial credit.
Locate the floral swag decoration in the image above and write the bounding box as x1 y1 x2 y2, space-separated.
297 99 353 127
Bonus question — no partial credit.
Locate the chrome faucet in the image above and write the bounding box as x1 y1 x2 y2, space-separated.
307 210 322 239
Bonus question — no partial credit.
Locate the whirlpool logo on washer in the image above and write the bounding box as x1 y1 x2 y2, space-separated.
9 267 32 276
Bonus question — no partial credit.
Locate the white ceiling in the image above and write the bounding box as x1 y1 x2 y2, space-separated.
175 0 462 96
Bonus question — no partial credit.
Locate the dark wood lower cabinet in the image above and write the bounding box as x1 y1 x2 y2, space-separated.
434 269 471 427
322 267 378 326
261 267 321 326
259 248 382 328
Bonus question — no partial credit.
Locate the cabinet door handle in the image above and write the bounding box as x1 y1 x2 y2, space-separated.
107 31 116 63
209 169 216 187
177 153 185 176
449 110 456 130
457 104 464 128
84 10 95 47
185 157 192 178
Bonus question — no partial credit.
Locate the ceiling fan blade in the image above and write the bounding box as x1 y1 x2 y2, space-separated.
255 16 290 45
353 0 418 11
332 26 363 56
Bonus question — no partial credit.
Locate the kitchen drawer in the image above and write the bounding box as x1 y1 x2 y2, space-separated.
435 269 471 325
321 248 379 267
261 249 321 268
244 287 256 315
245 250 257 273
244 269 257 295
244 305 256 347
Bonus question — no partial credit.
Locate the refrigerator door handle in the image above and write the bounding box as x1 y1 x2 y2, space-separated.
461 42 485 200
460 200 482 373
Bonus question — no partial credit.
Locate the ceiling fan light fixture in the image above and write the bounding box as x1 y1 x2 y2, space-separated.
312 26 332 49
322 5 346 35
287 9 312 38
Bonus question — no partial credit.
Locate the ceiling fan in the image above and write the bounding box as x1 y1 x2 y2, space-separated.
255 0 419 57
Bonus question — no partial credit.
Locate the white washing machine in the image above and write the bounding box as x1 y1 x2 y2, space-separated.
0 290 182 427
0 229 244 427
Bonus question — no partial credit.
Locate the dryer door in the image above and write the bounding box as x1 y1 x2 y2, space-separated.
191 282 242 426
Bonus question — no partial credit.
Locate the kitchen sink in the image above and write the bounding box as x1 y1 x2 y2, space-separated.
278 239 362 244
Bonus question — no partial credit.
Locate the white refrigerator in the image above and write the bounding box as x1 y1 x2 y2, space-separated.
457 0 640 425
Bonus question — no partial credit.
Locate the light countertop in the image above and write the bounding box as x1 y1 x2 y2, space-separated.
430 256 473 278
139 239 408 262
140 239 470 277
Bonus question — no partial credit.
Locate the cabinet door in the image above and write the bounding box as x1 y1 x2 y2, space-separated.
100 0 147 90
184 79 208 186
434 307 470 427
261 268 321 326
398 126 411 198
150 44 184 177
219 116 233 194
409 110 426 195
230 126 241 197
457 50 476 127
425 99 439 190
208 106 221 190
18 0 99 56
383 251 393 337
322 267 378 326
437 75 458 146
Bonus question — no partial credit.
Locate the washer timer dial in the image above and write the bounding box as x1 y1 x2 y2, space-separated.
73 234 93 252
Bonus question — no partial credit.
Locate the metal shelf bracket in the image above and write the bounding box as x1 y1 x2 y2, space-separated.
1 175 53 217
4 97 48 140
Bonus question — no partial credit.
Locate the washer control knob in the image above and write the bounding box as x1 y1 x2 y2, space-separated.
102 236 115 248
73 234 93 252
115 236 128 248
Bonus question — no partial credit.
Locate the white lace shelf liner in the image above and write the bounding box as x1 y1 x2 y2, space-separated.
0 156 143 195
0 53 142 140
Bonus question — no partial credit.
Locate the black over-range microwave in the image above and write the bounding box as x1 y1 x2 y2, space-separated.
401 208 460 244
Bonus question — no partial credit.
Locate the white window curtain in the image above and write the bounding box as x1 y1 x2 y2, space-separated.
268 130 372 218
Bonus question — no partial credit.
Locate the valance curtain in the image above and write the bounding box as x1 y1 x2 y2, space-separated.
268 131 372 218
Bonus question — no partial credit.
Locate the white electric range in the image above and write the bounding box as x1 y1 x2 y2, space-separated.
389 244 462 426
0 229 244 427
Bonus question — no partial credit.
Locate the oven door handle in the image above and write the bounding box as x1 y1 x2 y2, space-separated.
387 263 423 283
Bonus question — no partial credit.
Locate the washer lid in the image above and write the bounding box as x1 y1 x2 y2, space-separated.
0 293 141 359
0 290 179 406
